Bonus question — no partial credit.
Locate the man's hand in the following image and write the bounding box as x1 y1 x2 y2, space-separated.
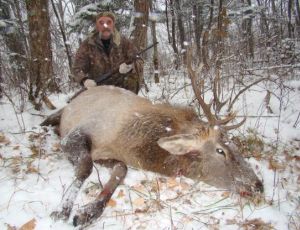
119 63 133 74
84 79 97 89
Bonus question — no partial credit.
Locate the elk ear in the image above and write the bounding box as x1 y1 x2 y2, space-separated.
157 134 199 155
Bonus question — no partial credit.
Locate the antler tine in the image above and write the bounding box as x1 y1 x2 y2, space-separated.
186 50 217 126
215 112 237 126
186 48 246 129
213 75 228 113
223 116 247 131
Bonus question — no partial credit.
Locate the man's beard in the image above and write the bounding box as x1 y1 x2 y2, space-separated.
99 29 114 40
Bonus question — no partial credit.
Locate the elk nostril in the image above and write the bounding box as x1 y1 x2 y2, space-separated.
255 181 264 193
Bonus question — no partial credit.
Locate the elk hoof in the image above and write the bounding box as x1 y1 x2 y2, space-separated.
73 211 92 227
50 209 70 221
73 201 105 226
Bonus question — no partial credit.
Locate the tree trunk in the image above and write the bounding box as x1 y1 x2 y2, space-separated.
192 4 203 58
241 0 254 58
174 0 185 51
169 0 178 55
165 0 171 44
12 0 29 55
296 0 300 29
208 0 214 30
256 0 270 44
50 0 73 69
0 51 2 98
0 0 28 86
131 0 150 51
287 0 294 38
130 0 149 89
25 0 55 110
150 0 159 83
202 0 214 68
270 0 281 39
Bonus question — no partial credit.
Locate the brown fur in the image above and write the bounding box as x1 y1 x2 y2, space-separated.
113 107 207 177
59 86 262 191
51 86 263 226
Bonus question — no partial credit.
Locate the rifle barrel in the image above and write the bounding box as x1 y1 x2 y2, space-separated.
95 42 159 85
137 41 159 56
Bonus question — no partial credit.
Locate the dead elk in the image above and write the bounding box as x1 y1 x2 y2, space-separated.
42 86 263 227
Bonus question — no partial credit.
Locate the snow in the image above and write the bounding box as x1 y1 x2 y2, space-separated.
166 127 172 132
1 72 299 229
1 0 299 227
133 12 144 18
149 12 161 22
183 41 189 46
1 8 300 227
0 20 6 28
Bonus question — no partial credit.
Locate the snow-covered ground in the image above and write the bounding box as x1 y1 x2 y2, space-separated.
0 73 299 230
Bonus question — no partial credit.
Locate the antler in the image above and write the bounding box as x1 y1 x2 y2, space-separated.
186 48 246 130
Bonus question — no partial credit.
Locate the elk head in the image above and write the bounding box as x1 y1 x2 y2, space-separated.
160 50 264 196
157 126 263 196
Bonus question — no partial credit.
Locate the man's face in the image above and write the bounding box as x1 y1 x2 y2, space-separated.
96 16 115 40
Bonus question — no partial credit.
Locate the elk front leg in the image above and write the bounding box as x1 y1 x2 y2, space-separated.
73 161 127 227
51 130 93 221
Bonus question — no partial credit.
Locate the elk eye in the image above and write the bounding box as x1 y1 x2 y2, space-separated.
216 148 226 157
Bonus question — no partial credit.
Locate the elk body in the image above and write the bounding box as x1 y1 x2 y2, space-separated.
48 86 263 227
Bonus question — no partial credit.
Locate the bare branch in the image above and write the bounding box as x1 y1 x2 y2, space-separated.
186 48 243 129
227 77 268 112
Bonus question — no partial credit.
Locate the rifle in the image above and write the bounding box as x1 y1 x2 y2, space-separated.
95 41 159 85
68 42 158 102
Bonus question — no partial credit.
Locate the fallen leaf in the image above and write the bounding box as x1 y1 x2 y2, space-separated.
158 177 167 183
19 218 36 230
167 177 179 188
10 156 22 174
226 218 238 225
0 133 10 145
132 184 147 194
182 216 193 224
26 166 39 174
268 159 286 171
28 133 40 142
51 143 61 152
117 189 125 198
134 207 149 213
293 155 300 161
150 180 161 192
222 191 230 197
180 181 191 190
107 199 117 207
241 218 273 229
133 197 145 206
29 145 39 157
183 199 192 205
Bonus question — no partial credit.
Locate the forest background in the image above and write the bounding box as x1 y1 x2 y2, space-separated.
0 0 300 229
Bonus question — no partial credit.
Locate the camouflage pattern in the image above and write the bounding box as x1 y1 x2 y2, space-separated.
72 31 143 94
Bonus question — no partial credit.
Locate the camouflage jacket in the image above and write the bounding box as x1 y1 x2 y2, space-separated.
72 31 143 85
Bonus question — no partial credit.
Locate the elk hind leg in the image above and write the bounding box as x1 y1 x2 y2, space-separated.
51 129 93 220
73 160 127 227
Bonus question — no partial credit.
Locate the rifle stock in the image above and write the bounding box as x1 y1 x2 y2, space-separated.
95 70 116 85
